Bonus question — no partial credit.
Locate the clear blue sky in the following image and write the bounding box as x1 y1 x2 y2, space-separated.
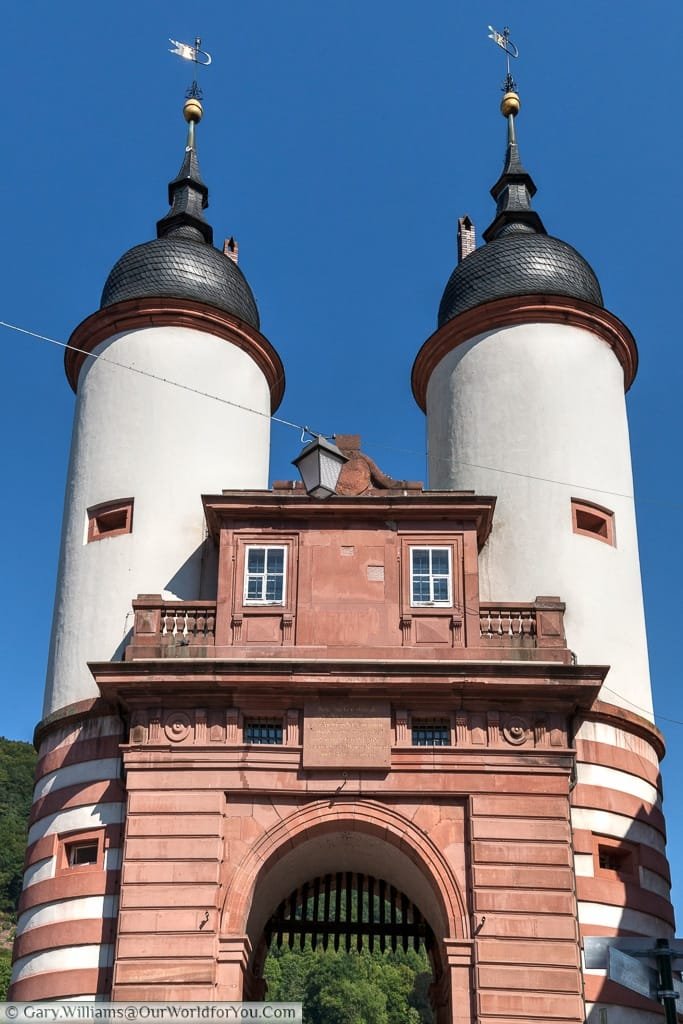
3 1 682 919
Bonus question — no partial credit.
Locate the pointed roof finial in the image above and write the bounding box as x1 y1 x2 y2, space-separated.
483 26 545 242
157 37 214 244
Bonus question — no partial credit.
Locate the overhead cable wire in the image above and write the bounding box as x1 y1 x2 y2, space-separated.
0 319 309 434
1 318 641 501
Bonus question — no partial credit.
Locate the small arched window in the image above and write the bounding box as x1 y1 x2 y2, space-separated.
571 498 615 547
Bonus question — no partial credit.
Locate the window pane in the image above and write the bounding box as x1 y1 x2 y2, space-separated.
267 548 284 572
248 548 265 573
431 549 449 575
247 577 262 600
412 550 429 573
265 575 283 602
412 578 430 603
433 578 449 602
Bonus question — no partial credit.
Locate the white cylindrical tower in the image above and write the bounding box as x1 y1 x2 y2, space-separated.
44 97 285 718
413 93 648 719
10 96 283 1002
413 90 673 1022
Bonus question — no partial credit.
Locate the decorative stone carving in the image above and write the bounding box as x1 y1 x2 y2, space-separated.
502 715 531 746
195 709 207 744
395 709 409 746
164 711 192 743
226 708 240 743
209 710 225 743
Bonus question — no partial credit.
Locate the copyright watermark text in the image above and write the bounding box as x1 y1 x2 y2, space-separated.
0 1005 302 1024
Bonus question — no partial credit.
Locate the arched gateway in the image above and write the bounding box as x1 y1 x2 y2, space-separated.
218 801 471 1020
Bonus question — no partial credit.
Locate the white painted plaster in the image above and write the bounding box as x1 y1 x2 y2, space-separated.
34 759 122 800
573 853 594 877
426 321 653 718
570 808 666 854
574 720 659 764
576 763 660 808
577 901 670 936
640 867 671 899
16 895 119 935
22 858 55 889
27 802 125 846
38 717 123 757
44 324 273 715
104 848 122 871
12 944 114 982
586 1006 665 1024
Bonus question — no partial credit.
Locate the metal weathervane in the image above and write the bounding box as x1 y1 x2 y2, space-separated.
487 25 519 93
169 36 212 99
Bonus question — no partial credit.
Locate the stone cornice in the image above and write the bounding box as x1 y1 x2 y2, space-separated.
65 296 285 412
90 657 605 707
202 491 497 549
412 294 639 411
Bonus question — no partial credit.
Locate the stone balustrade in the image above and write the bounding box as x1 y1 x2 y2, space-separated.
124 594 566 660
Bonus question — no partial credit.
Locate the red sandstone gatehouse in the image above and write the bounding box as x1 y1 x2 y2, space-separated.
11 62 676 1024
15 442 671 1021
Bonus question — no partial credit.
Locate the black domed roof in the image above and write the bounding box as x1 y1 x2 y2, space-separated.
100 109 260 330
438 230 602 326
438 107 603 328
101 236 260 328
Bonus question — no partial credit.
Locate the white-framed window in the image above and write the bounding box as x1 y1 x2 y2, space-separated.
244 545 286 604
410 547 451 606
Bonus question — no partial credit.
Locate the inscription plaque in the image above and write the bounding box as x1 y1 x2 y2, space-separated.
303 700 391 770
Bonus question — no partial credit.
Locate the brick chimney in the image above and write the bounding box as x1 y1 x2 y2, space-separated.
457 216 476 262
223 237 239 264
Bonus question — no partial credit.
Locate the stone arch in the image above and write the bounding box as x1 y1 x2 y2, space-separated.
220 798 469 945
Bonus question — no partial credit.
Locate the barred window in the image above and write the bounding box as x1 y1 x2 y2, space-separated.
245 720 283 745
411 719 450 746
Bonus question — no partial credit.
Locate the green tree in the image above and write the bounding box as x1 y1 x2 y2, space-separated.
0 738 37 916
264 944 434 1023
304 953 388 1024
0 948 12 1001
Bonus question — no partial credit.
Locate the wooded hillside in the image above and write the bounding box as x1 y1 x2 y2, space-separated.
0 736 37 999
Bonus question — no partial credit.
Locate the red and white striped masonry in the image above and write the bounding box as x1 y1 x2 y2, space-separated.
9 701 125 1002
572 701 674 1023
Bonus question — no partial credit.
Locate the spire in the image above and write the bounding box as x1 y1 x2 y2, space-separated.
482 90 546 242
156 97 213 244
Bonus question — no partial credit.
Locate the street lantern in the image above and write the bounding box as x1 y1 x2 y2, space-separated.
292 435 348 499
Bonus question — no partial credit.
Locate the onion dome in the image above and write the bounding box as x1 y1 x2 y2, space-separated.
437 92 602 328
101 98 260 329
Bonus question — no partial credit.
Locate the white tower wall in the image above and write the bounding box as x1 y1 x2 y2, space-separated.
44 324 272 716
426 320 652 718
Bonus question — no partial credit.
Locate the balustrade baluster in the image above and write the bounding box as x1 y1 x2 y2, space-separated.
162 611 175 644
185 608 196 639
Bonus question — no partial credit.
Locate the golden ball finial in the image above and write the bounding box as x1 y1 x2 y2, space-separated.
183 97 204 124
500 91 521 118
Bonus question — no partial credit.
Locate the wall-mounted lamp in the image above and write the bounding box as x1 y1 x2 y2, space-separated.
292 435 348 499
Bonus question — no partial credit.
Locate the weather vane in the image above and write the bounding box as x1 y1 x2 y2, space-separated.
487 25 519 94
169 37 212 100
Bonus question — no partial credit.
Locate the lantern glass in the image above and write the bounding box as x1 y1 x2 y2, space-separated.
293 436 348 498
